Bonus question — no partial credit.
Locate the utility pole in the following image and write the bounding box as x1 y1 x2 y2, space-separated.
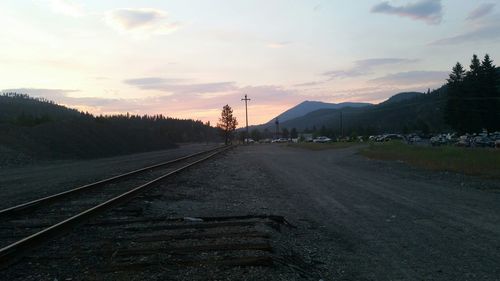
275 118 280 139
241 94 251 143
340 111 343 138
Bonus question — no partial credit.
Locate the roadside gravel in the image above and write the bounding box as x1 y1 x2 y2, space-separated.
0 143 220 209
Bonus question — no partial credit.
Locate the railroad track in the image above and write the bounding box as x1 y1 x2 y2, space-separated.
0 145 233 268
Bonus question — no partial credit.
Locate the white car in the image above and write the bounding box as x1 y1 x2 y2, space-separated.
244 138 255 143
313 136 332 143
272 138 288 143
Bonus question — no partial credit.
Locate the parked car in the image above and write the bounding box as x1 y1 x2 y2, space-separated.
374 134 404 142
472 136 494 147
430 135 448 146
271 138 289 143
313 136 332 143
455 135 471 147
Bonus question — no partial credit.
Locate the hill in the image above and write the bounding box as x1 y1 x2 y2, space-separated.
270 100 371 123
260 88 448 136
381 92 424 104
0 93 219 165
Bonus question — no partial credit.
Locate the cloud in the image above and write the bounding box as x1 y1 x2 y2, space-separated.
2 88 79 98
355 58 419 68
293 80 327 87
2 83 297 123
48 0 84 17
314 86 404 104
267 41 291 49
467 3 496 21
371 0 443 25
1 88 120 107
322 69 368 80
124 77 185 86
322 58 418 80
105 8 179 35
369 71 448 86
430 16 500 45
293 58 419 89
123 77 238 94
2 88 146 113
123 78 298 115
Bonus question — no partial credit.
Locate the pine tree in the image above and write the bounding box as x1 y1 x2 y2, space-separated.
217 104 238 145
469 54 481 78
445 62 465 132
463 54 483 132
447 62 465 84
480 54 500 131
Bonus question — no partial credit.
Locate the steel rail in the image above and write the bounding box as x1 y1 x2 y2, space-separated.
0 145 225 217
0 145 234 268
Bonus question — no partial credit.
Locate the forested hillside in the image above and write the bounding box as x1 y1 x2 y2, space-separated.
266 100 371 124
275 88 448 136
0 93 220 164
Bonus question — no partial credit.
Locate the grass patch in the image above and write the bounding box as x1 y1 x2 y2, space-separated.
360 141 500 178
287 142 361 151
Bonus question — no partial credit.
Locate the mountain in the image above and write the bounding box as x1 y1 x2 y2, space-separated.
274 89 448 135
270 101 371 123
381 92 424 105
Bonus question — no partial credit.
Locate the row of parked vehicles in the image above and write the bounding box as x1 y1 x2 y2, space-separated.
247 132 500 148
429 132 500 148
245 136 334 144
369 132 500 148
271 136 333 143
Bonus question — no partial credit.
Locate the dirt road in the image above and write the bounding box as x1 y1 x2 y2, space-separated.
233 145 500 280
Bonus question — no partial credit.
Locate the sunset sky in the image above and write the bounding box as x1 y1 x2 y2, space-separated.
1 0 500 126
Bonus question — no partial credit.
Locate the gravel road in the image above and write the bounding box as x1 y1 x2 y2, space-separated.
152 144 500 280
230 144 500 280
2 144 500 280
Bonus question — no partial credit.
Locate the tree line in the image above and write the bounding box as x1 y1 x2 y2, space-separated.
0 93 220 160
445 54 500 133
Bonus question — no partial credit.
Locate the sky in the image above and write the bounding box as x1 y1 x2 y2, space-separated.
1 0 500 126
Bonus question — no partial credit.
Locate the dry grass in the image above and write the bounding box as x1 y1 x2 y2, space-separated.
287 142 361 151
361 141 500 178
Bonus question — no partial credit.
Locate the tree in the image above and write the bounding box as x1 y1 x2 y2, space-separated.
480 54 500 131
445 54 500 133
250 128 262 141
445 62 466 131
469 54 481 78
282 128 289 139
447 62 465 85
464 54 486 132
217 104 238 145
290 128 298 139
